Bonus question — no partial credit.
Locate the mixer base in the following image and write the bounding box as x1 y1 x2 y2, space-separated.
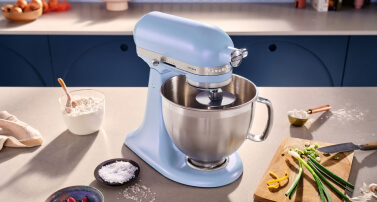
126 130 243 187
186 157 229 171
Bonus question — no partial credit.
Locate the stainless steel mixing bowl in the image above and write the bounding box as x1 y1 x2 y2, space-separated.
160 74 273 167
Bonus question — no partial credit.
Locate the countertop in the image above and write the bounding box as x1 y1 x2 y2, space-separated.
0 3 377 35
1 87 377 201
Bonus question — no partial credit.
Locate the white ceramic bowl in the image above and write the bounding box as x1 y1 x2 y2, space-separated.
58 89 105 135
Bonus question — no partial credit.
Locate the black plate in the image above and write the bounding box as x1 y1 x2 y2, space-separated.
94 158 140 186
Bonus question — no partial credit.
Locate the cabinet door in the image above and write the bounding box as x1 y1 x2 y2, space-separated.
343 36 377 86
0 35 53 86
49 36 149 87
231 36 348 87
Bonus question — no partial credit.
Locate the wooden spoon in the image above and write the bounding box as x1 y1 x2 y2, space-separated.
57 78 77 109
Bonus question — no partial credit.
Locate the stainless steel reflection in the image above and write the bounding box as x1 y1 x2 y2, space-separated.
160 75 273 164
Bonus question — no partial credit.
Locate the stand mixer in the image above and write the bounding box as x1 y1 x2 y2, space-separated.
125 11 273 187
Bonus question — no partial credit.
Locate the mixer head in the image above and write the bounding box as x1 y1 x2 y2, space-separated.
133 12 248 89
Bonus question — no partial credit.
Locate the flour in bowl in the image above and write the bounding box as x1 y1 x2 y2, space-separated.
64 96 103 117
61 95 105 135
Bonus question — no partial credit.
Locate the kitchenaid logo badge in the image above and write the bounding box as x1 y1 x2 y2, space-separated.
204 66 230 74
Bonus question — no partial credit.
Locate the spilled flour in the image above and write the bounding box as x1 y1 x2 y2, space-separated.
118 180 156 202
329 104 367 125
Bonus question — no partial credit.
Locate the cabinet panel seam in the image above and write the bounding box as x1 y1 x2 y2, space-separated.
341 36 351 87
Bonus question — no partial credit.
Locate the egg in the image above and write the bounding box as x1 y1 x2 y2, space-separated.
15 0 28 10
11 6 23 13
29 0 42 10
42 0 49 13
23 4 33 12
2 5 14 12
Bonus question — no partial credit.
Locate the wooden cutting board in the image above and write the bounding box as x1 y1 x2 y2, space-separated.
254 137 354 202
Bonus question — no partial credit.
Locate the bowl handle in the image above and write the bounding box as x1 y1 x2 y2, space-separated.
247 97 273 142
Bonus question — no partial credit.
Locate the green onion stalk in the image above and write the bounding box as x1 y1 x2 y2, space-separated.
288 151 332 202
308 160 350 201
309 159 353 193
307 155 355 190
285 161 303 199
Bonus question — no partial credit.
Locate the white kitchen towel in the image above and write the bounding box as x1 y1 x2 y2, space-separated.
0 111 43 151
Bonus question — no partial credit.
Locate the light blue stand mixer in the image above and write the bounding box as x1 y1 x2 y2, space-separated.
125 12 273 187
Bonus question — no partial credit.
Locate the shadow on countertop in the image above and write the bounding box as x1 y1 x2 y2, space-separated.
0 130 98 196
0 146 40 164
0 18 33 29
290 111 333 140
347 150 377 195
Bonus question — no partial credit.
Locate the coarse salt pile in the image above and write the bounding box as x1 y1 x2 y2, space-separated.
288 109 309 119
118 180 156 202
99 161 138 184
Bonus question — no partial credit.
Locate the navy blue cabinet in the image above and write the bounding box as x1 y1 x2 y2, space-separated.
0 35 375 87
49 35 149 87
0 35 53 86
342 36 377 86
231 36 349 87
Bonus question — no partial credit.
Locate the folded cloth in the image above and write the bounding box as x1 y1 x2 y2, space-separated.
0 111 43 151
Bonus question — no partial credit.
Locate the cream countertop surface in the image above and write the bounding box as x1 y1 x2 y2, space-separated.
0 3 377 35
0 87 376 201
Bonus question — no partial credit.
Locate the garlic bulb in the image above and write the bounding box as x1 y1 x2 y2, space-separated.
370 183 377 193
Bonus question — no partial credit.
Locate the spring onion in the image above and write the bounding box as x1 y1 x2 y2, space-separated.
308 155 354 190
289 178 300 199
309 160 353 192
309 145 316 151
285 161 303 199
308 160 350 201
288 151 331 202
308 159 353 192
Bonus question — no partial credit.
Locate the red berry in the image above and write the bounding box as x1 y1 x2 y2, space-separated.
66 197 76 202
82 196 89 202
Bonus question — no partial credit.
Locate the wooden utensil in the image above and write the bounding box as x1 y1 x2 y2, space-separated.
57 78 77 109
307 105 332 114
254 137 354 202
